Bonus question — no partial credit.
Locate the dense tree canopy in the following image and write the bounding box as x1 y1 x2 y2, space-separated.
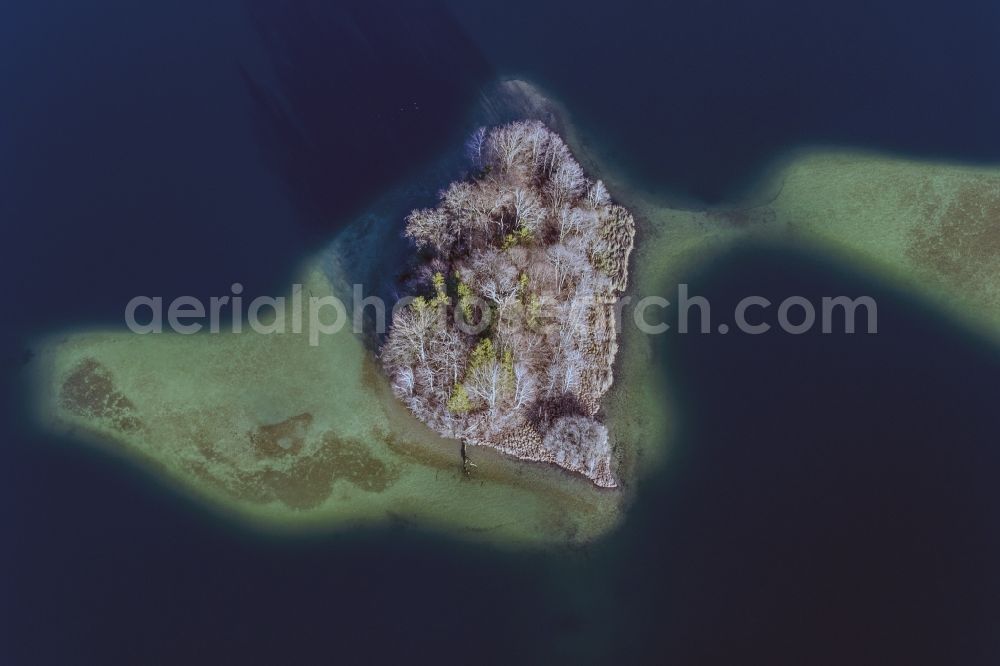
382 121 635 487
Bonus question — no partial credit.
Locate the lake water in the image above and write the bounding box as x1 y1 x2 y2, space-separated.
3 0 1000 663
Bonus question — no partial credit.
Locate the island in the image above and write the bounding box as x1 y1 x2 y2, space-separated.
26 80 1000 546
382 121 634 487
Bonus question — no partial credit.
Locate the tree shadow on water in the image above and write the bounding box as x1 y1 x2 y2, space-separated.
239 0 494 235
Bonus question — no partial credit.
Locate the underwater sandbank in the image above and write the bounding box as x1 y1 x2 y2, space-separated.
30 80 1000 546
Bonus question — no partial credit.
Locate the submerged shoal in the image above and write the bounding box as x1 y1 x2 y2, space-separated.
31 85 1000 546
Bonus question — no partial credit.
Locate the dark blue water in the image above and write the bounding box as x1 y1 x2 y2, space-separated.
3 1 1000 663
444 0 1000 203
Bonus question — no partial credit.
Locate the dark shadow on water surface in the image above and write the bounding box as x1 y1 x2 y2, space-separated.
240 0 493 233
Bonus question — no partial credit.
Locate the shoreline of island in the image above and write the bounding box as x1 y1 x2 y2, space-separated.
25 77 1000 547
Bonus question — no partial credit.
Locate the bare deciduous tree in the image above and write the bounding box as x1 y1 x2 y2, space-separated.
512 362 537 410
512 187 545 233
383 301 438 366
405 208 455 256
465 360 505 418
465 126 487 168
488 122 529 173
587 179 610 208
547 159 587 209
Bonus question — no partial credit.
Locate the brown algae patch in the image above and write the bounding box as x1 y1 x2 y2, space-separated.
907 176 1000 289
251 412 312 458
317 431 400 493
59 358 142 432
189 419 400 510
245 432 400 510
